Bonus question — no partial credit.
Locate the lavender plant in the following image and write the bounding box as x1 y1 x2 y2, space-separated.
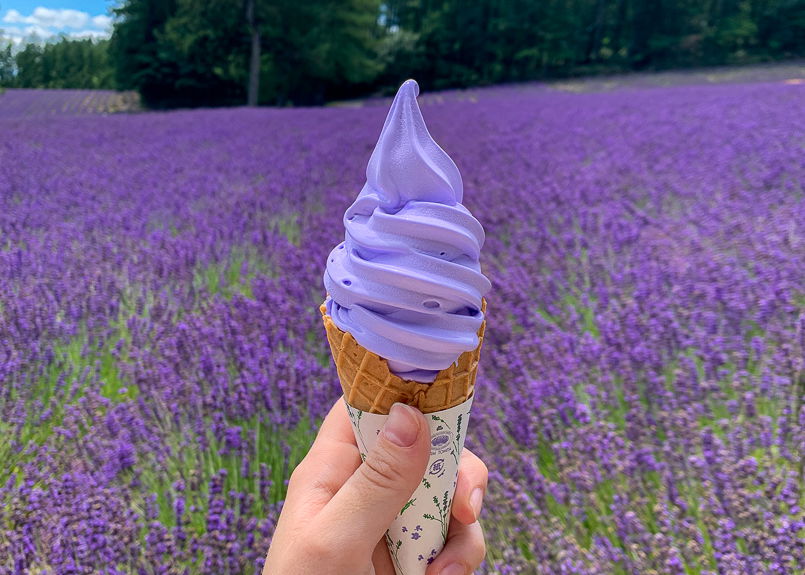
0 77 803 574
0 89 140 118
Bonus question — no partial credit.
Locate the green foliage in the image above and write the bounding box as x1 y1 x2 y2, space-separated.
6 0 802 104
110 0 383 107
300 0 384 101
110 0 247 107
0 40 13 86
380 0 805 89
0 37 114 89
192 245 275 300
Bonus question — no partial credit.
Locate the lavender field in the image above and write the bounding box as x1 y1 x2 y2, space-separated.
1 77 803 574
0 89 141 119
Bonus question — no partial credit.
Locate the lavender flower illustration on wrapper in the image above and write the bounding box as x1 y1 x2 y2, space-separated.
320 80 489 574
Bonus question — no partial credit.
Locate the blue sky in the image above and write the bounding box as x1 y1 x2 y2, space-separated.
1 1 115 45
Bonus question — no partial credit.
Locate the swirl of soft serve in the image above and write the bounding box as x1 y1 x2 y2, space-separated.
324 79 491 382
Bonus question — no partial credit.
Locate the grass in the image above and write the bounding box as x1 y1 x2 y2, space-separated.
0 322 135 481
152 242 314 514
128 240 319 566
137 412 317 535
271 213 301 246
193 245 275 300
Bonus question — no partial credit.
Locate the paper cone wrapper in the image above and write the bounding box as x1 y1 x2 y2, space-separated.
344 396 473 575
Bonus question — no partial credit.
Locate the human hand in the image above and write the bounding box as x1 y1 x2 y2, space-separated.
263 398 488 575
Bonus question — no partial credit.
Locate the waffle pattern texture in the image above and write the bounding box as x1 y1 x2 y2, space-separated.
321 301 486 414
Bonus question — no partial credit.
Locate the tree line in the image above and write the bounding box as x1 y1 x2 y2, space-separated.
2 0 803 106
0 38 114 90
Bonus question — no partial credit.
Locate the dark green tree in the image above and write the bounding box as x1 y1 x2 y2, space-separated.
379 0 803 90
5 38 113 89
274 0 382 103
0 39 13 87
110 0 382 107
104 0 805 108
13 43 44 88
110 0 181 105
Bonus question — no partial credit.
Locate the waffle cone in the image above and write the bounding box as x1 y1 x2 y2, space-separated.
321 301 486 414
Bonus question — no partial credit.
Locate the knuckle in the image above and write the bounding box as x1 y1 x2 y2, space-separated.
288 459 312 488
308 474 338 500
471 451 489 475
359 449 406 491
473 523 487 565
476 458 489 480
478 537 487 563
288 462 306 484
463 448 489 477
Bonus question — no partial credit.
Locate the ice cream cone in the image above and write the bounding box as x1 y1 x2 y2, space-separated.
320 300 486 414
318 80 490 574
321 301 486 574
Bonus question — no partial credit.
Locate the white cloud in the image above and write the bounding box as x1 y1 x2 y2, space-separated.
1 7 113 45
2 9 24 24
3 8 89 29
1 31 24 46
72 29 109 40
92 15 113 29
2 9 20 23
1 24 53 42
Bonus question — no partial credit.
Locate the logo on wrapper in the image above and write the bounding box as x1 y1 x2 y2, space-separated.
430 430 453 455
429 458 446 478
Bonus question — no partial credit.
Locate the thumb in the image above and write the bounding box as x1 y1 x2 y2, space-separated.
319 402 430 549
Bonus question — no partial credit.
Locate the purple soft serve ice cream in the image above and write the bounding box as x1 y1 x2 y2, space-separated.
324 79 491 382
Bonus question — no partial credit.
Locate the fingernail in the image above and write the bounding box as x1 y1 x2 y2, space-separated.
440 563 465 575
470 487 484 520
384 403 419 447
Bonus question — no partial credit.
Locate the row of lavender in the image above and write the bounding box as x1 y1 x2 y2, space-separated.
0 89 141 118
1 79 803 573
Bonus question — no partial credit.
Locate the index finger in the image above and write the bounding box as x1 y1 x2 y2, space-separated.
286 397 362 507
313 396 360 450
